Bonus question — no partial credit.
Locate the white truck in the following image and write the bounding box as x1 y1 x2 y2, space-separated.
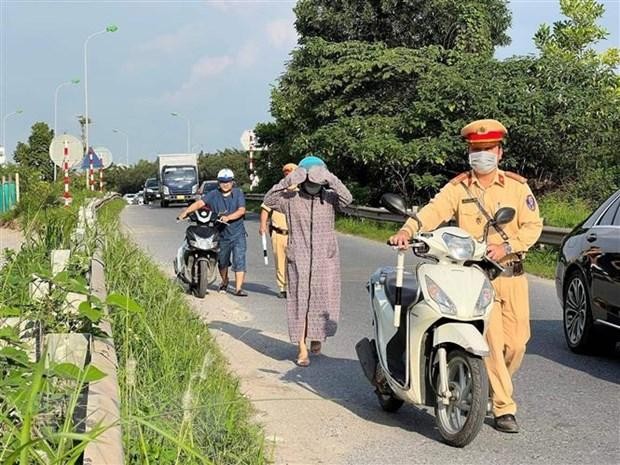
157 153 199 207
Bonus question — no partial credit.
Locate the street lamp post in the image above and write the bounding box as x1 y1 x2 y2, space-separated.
83 24 118 189
112 128 129 167
54 79 80 136
1 109 24 161
54 79 80 181
171 112 191 152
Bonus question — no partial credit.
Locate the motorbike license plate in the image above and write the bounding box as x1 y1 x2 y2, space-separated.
176 195 185 200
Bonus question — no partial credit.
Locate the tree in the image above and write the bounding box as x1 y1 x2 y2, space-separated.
295 0 512 53
13 122 54 181
534 0 619 64
198 149 251 188
257 0 618 206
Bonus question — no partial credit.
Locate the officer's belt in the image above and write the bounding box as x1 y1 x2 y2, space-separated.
501 261 524 277
269 225 289 235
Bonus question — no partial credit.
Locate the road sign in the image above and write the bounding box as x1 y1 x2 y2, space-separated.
240 130 254 151
49 134 83 168
93 146 113 169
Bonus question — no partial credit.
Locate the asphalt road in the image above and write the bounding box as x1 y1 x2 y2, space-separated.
122 203 619 465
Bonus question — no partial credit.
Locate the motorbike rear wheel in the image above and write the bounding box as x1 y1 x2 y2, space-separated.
194 259 209 298
434 349 488 448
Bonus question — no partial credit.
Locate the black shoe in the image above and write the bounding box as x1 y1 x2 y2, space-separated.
494 414 519 433
218 282 228 293
278 291 287 299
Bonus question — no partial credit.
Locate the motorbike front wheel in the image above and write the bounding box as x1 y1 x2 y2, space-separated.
434 349 488 448
194 259 209 298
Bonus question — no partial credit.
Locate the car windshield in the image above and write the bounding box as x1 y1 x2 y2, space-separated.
145 179 159 188
203 182 218 192
164 167 195 182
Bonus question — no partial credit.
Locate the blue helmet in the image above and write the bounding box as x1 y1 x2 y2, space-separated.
298 155 326 171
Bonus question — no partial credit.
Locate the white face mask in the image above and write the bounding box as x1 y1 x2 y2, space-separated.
468 150 498 174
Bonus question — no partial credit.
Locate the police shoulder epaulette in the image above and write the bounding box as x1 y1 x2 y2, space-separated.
449 172 470 185
504 171 527 184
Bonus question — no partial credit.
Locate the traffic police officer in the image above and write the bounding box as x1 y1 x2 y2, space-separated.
260 163 298 298
390 119 543 433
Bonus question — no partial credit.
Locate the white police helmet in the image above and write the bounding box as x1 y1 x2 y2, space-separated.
217 168 234 182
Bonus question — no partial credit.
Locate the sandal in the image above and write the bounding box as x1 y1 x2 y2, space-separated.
296 356 310 367
235 289 248 297
310 341 322 355
218 282 229 293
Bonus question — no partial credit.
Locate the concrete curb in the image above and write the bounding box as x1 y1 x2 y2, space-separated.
83 193 125 465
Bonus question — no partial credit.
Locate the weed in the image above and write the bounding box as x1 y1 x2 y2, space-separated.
100 199 266 465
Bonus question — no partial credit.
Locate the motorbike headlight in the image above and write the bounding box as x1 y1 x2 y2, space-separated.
474 278 495 316
163 185 170 195
425 275 457 315
442 233 475 261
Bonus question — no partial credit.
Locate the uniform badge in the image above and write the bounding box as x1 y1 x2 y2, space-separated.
526 194 536 211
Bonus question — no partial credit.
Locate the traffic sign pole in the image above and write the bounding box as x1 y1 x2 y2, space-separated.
63 140 71 207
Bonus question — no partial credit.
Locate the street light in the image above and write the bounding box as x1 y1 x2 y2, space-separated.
84 24 118 189
1 109 24 150
54 78 80 135
53 79 80 181
170 112 191 152
112 128 129 167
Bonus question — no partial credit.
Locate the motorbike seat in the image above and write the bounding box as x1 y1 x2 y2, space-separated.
383 271 420 310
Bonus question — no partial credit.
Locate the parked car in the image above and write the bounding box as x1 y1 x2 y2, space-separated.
196 180 219 200
143 177 161 203
122 193 137 204
555 189 620 353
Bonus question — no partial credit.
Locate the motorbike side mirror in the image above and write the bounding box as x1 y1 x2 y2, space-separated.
494 207 516 225
381 193 409 217
381 193 423 230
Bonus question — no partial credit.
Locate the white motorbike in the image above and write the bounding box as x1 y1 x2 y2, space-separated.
356 193 515 447
174 208 225 298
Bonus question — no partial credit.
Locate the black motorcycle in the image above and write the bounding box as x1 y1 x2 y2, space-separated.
174 208 225 297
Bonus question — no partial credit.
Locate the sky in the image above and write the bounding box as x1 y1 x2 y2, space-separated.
0 0 618 166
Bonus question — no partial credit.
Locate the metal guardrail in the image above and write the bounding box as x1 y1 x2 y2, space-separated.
245 192 570 247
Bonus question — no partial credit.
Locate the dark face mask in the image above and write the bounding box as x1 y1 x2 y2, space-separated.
301 180 323 196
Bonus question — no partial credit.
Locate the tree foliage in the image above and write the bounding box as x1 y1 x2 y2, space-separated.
257 0 619 206
12 122 54 181
295 0 512 53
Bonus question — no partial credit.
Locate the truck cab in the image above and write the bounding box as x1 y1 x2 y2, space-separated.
158 153 199 207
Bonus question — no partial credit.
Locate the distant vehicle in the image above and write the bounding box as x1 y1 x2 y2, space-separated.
158 153 199 208
556 189 620 354
143 177 161 203
196 180 219 199
122 193 137 204
136 192 145 205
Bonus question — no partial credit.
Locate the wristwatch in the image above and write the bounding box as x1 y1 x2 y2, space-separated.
503 242 512 255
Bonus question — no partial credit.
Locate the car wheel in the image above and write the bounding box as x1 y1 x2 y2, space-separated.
563 271 595 353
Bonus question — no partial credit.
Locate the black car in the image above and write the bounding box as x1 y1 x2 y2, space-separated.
555 189 620 353
195 180 219 200
143 177 161 203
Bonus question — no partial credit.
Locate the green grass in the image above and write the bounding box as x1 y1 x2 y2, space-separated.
538 193 592 228
336 216 396 242
523 246 558 280
99 199 266 465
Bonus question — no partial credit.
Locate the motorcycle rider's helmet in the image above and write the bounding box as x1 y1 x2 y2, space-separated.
217 168 234 182
298 155 326 196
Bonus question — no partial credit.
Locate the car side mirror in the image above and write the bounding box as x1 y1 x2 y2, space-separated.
494 207 516 225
